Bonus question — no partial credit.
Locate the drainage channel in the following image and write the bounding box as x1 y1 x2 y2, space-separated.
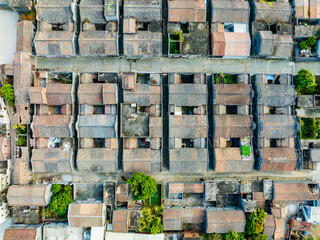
117 75 124 171
162 74 169 170
207 74 215 170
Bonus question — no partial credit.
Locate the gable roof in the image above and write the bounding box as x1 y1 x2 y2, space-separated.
123 84 161 105
36 0 73 24
31 148 73 173
4 228 38 240
163 207 205 231
215 115 252 138
254 2 291 24
169 183 205 195
77 148 117 172
7 184 51 207
124 0 162 22
260 148 297 172
124 32 162 57
211 0 249 23
214 84 251 105
257 85 295 107
32 115 73 138
77 115 117 138
123 149 161 173
79 0 107 23
212 32 250 57
215 148 253 172
206 209 246 233
273 182 319 202
169 84 207 106
68 203 105 227
79 31 118 56
295 0 320 19
170 115 207 138
260 115 296 139
34 31 75 56
170 148 208 173
113 209 140 233
78 83 118 105
168 0 206 22
46 83 73 105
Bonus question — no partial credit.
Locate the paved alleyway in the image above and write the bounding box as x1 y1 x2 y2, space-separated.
34 56 320 75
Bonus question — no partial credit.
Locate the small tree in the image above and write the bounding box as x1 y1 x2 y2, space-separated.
1 84 15 107
139 206 163 234
224 231 246 240
51 184 61 194
127 172 157 201
295 69 316 95
246 208 267 236
17 137 26 146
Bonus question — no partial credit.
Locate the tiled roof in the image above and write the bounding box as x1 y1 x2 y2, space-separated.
206 209 246 233
169 183 204 194
214 84 251 105
32 115 73 138
169 115 207 138
215 115 252 138
260 115 296 139
254 2 291 24
274 182 319 202
77 115 117 138
68 203 105 227
169 84 207 106
215 148 253 172
124 0 162 22
4 228 37 240
123 149 161 173
7 185 51 207
211 0 249 23
168 0 206 22
36 0 73 24
45 83 73 105
260 148 297 172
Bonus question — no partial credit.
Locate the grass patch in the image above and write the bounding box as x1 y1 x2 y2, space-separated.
151 185 161 206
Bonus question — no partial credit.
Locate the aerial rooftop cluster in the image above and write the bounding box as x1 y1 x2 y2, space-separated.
0 0 320 239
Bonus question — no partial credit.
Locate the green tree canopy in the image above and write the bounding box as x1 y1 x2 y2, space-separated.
295 69 316 95
1 84 15 107
127 172 157 201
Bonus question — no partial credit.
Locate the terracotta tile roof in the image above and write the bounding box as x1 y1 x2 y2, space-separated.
215 148 253 172
163 207 205 231
168 0 206 22
103 84 118 104
263 214 275 237
123 149 161 173
4 228 37 240
274 182 319 202
260 115 296 139
32 115 73 138
45 83 73 105
16 20 33 53
68 203 105 227
215 115 252 138
113 209 128 232
29 87 45 104
7 184 51 207
211 0 249 23
116 184 129 203
260 148 297 172
169 183 204 194
274 218 286 240
212 32 250 57
78 83 111 105
206 209 246 233
214 84 251 105
295 0 320 19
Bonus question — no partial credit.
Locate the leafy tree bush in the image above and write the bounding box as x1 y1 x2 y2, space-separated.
14 124 27 134
139 205 163 234
17 137 26 146
127 173 157 201
224 75 236 84
224 231 246 240
51 184 61 194
299 41 308 50
246 208 267 236
201 233 223 240
1 84 15 107
47 184 73 218
295 69 316 95
300 118 320 139
306 36 317 47
252 234 268 240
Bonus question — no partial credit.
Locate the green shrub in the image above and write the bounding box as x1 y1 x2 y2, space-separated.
300 118 320 139
299 41 308 50
306 36 317 47
295 69 316 95
224 231 246 240
47 184 73 218
201 233 223 240
139 206 163 234
51 184 61 194
14 124 27 134
1 84 15 107
252 234 268 240
224 75 236 84
127 173 157 201
242 145 251 157
246 208 267 235
17 137 26 146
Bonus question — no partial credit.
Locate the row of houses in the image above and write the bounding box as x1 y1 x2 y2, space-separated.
9 0 320 58
2 180 320 239
0 67 303 176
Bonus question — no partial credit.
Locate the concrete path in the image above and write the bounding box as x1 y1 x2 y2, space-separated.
35 56 320 75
